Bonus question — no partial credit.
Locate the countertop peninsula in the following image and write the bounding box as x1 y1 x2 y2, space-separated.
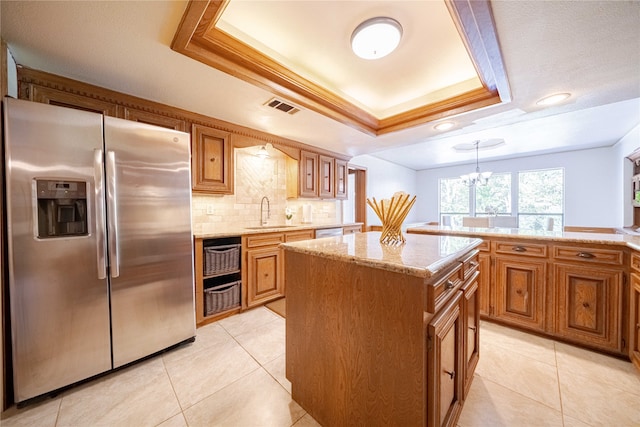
407 224 640 250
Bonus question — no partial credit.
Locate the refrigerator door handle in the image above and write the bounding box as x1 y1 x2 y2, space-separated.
94 149 107 279
106 150 120 278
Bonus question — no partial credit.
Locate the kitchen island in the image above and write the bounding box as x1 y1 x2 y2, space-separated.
282 232 482 427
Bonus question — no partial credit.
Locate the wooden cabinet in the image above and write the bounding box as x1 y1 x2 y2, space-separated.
427 290 464 427
191 124 234 194
299 150 319 197
462 272 480 399
554 263 622 352
243 229 313 308
123 107 186 131
319 155 335 198
495 256 547 331
476 240 491 317
26 84 121 116
335 159 348 199
194 237 242 327
342 224 362 234
630 269 640 370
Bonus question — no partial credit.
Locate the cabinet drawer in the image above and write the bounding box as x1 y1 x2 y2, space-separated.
461 250 480 281
632 251 640 272
427 264 464 313
553 245 623 266
285 230 314 242
343 225 362 234
477 240 490 252
494 241 548 258
245 233 285 248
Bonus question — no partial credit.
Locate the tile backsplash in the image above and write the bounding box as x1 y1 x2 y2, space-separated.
192 146 341 235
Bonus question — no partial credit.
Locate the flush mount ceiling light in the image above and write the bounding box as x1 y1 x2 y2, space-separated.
351 17 403 60
536 93 571 106
434 122 455 131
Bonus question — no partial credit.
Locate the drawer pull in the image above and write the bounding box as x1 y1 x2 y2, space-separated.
469 261 478 268
444 370 455 380
577 252 595 259
445 280 455 290
469 325 477 332
512 246 527 252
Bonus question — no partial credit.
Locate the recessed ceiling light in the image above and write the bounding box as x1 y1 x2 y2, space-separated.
536 93 571 106
351 17 403 60
434 122 455 131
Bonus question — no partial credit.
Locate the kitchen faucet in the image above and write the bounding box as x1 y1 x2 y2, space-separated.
260 196 270 226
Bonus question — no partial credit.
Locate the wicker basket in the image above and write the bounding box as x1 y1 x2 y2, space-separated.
204 244 240 276
204 281 241 316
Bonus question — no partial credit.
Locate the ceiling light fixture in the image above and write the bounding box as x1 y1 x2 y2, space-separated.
460 141 492 187
434 122 455 131
351 17 403 60
536 93 571 106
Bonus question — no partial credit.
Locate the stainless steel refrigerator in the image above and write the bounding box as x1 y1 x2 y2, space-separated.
3 97 196 403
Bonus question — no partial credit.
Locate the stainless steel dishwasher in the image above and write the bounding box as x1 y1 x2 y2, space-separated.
315 227 343 238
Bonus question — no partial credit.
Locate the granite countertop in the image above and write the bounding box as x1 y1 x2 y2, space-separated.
281 231 482 279
406 224 640 251
194 222 363 239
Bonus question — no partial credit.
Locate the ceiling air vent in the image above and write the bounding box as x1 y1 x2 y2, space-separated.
264 98 300 115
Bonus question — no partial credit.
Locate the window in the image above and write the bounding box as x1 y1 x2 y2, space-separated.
518 168 564 231
438 168 564 230
476 172 511 216
439 177 469 226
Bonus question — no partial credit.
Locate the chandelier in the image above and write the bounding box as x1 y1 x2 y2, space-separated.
460 141 492 186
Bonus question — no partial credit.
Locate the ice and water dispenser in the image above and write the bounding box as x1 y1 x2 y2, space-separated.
35 179 88 238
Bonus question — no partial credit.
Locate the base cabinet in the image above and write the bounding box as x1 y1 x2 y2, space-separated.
246 246 283 308
478 251 491 317
462 273 480 398
554 263 622 352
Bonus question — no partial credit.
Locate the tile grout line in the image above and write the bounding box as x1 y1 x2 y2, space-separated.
553 342 566 427
157 355 188 427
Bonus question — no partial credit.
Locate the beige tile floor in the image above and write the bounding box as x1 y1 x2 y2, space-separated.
1 307 639 426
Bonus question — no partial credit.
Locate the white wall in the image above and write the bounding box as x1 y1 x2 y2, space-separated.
350 155 419 226
415 146 620 227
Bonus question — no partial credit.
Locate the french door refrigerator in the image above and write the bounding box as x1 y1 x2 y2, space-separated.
4 97 195 403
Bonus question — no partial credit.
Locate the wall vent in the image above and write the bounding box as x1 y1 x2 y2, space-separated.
264 98 300 115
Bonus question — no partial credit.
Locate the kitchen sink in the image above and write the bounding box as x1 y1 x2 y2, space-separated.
244 225 298 229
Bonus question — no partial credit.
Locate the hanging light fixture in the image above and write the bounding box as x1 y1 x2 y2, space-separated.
460 141 492 186
351 17 403 60
256 145 270 159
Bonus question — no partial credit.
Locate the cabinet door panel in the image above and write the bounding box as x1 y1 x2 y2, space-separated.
631 273 640 370
427 291 463 427
495 257 546 330
319 155 335 198
462 274 480 399
478 253 491 317
124 107 186 131
191 124 233 194
555 263 621 351
299 151 318 197
335 159 348 199
246 246 283 308
29 84 120 116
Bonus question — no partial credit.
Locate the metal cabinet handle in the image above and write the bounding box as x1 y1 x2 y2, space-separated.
577 252 595 259
444 370 455 379
469 326 477 331
470 261 478 268
512 246 527 252
445 280 455 290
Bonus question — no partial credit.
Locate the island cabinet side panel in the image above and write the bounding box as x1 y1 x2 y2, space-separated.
285 251 426 427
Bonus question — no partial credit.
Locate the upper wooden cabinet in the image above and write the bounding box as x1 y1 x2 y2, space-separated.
26 84 121 116
191 124 234 194
335 159 348 199
299 150 319 197
319 155 335 198
124 107 187 132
